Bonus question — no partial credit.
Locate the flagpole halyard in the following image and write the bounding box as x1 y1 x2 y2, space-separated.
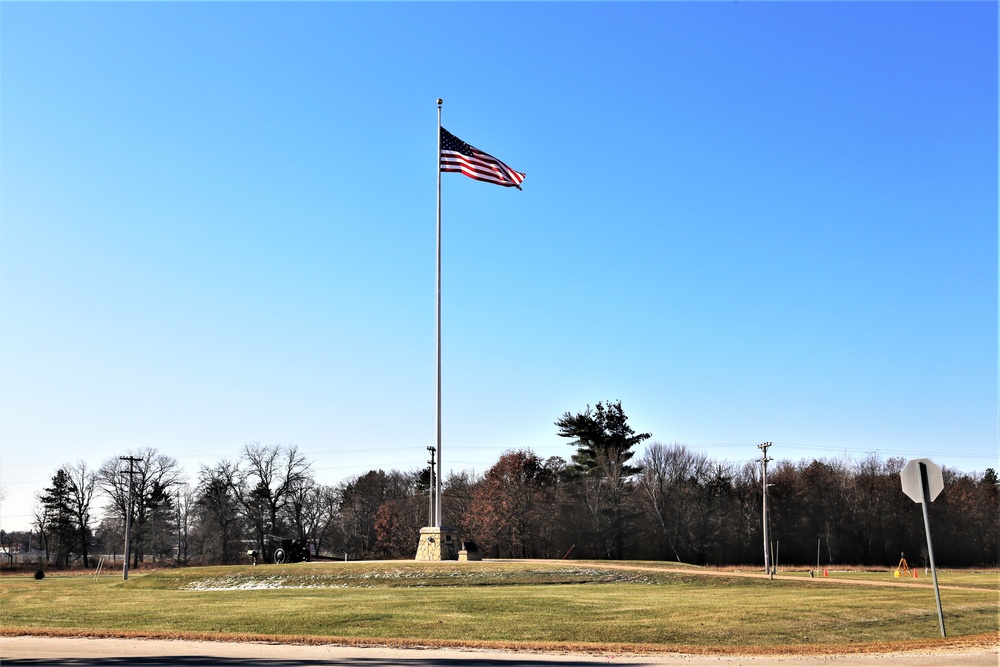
435 98 443 528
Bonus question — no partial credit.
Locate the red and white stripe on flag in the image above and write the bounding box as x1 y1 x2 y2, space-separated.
440 127 525 190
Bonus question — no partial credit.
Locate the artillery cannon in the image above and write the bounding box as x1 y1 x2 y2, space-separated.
267 534 311 564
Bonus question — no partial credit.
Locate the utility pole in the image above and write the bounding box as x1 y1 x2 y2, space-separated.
758 442 773 579
426 446 436 527
119 456 141 581
176 488 183 566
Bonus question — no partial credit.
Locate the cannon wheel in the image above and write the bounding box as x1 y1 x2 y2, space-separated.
273 548 287 564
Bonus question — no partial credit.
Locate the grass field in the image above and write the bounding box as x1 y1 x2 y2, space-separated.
1 560 997 653
772 568 1000 590
571 560 1000 590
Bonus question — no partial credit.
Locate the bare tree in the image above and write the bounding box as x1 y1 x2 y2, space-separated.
336 470 394 558
441 469 479 540
228 442 313 555
65 461 97 567
175 484 194 565
373 491 426 559
638 442 700 561
31 498 52 564
194 463 245 564
466 450 554 558
282 478 342 554
97 448 185 568
732 460 763 563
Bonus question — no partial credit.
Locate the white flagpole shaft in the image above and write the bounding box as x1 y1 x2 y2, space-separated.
435 99 443 528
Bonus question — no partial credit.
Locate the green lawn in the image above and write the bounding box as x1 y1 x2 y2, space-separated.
1 561 997 650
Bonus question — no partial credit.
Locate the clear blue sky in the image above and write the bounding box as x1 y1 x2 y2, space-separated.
2 2 996 532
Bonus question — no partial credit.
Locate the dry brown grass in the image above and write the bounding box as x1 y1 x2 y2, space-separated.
2 561 997 655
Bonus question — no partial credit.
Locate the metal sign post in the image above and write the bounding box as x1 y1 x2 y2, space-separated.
900 458 946 638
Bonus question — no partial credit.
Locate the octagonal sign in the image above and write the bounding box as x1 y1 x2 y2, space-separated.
900 458 944 503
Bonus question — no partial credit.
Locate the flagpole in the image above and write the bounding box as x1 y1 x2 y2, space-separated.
435 98 443 528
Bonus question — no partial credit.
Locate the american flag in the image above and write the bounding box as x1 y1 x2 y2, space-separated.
440 127 525 190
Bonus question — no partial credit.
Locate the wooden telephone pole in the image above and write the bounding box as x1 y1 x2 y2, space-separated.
758 442 773 579
119 456 141 581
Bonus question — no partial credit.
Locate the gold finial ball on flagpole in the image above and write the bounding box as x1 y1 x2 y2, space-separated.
437 98 443 105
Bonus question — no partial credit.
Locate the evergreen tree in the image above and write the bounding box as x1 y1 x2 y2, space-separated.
39 469 75 567
556 401 650 558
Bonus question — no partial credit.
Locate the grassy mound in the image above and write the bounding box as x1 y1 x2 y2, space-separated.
1 560 996 652
127 561 672 590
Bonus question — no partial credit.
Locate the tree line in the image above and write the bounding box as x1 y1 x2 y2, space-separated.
12 401 999 569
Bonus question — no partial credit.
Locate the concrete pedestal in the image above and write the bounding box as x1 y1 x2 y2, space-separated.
414 526 459 561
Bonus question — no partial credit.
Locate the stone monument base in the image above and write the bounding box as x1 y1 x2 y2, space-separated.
415 526 459 561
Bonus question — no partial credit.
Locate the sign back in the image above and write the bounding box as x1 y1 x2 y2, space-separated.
900 458 944 503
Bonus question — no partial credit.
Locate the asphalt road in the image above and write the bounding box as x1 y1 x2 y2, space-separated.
2 637 998 667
